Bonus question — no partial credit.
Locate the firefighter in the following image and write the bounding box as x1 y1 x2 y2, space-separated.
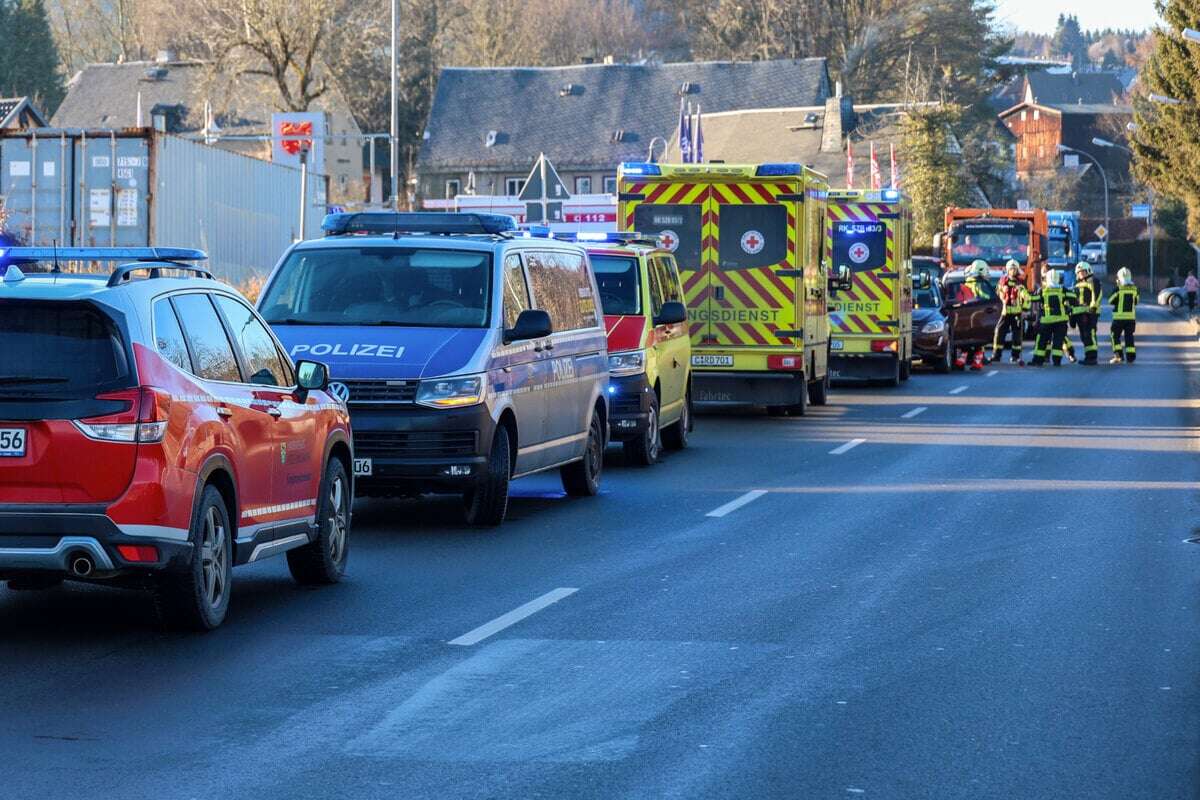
1039 264 1077 363
1109 267 1139 364
1071 262 1101 365
1030 268 1074 366
992 259 1028 365
955 260 992 371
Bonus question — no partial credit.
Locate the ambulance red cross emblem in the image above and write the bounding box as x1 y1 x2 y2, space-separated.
740 229 765 254
848 242 870 264
659 229 679 252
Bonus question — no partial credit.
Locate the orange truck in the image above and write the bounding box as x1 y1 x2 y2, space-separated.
932 208 1048 290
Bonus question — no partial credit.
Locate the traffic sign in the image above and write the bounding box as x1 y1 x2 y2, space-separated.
1131 204 1151 219
1094 224 1108 241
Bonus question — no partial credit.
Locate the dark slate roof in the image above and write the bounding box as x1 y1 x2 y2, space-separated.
418 59 831 172
51 61 358 134
1026 71 1124 108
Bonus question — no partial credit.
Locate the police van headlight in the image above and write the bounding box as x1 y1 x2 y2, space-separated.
608 350 646 377
921 319 946 334
416 374 485 409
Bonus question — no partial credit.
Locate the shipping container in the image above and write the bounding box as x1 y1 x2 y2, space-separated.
0 129 327 285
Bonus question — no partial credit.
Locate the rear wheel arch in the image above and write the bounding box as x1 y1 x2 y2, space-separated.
195 455 238 545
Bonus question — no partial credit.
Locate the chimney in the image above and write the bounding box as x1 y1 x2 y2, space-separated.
821 81 854 154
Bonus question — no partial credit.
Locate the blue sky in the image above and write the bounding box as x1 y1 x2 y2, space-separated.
994 0 1160 33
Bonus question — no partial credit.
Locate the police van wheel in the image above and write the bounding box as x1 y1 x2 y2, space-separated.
663 390 691 451
808 369 829 406
464 426 511 526
562 414 603 497
624 399 662 466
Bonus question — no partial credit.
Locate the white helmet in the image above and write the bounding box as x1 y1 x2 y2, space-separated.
1117 267 1133 286
1046 268 1062 288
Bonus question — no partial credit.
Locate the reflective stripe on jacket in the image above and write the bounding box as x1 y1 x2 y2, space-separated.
1072 278 1101 315
1109 286 1139 320
1031 286 1072 323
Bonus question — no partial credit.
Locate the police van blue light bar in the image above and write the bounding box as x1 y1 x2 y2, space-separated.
558 231 660 246
620 162 662 177
323 211 517 237
1 247 208 263
755 163 802 177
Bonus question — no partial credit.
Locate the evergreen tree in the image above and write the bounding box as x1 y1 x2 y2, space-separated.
900 105 973 245
1132 0 1200 236
0 0 65 113
1052 14 1089 70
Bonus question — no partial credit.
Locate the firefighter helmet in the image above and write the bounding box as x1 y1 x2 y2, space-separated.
969 259 989 279
1005 260 1020 277
1075 261 1093 278
1117 267 1134 286
1046 268 1062 287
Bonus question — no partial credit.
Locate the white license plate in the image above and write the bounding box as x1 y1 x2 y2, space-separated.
692 355 734 367
0 427 27 457
830 339 845 351
353 458 372 477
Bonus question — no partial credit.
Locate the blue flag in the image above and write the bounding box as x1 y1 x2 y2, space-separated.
679 99 692 163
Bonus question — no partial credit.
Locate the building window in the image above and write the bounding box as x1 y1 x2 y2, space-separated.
1033 109 1040 121
603 176 617 194
574 176 592 194
505 177 524 196
1020 110 1027 121
445 179 461 198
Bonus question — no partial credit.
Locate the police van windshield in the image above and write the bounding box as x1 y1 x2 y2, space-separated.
260 247 492 328
1048 226 1072 261
590 254 640 315
950 221 1031 267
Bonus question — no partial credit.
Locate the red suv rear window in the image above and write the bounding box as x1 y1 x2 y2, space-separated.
0 301 132 398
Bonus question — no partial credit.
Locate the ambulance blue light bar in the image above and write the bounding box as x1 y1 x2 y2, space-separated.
559 231 660 246
881 189 901 202
620 162 662 177
756 163 803 176
322 211 517 236
1 247 207 263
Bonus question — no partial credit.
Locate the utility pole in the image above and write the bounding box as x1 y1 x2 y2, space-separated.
389 0 400 210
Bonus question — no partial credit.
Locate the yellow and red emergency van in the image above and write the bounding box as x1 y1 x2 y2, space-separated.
617 162 834 416
825 188 914 385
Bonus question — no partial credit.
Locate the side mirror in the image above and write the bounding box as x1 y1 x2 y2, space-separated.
932 232 943 255
918 273 932 290
294 359 328 402
504 308 552 343
654 300 687 326
828 264 852 292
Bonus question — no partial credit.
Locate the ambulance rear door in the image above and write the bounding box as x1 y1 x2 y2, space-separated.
828 202 900 343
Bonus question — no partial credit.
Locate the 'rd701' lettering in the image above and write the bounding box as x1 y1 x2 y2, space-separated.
290 343 407 358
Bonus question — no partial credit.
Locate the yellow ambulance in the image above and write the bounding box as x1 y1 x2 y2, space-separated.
617 162 837 416
825 189 914 386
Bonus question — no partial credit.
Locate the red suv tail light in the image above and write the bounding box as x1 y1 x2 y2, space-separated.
73 387 171 443
116 544 159 563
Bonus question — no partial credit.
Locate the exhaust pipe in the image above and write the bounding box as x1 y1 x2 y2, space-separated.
68 552 95 578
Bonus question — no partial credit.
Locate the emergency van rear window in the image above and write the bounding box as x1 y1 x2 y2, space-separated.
0 301 131 397
632 205 701 268
260 247 492 328
589 254 640 315
718 205 788 270
833 220 887 272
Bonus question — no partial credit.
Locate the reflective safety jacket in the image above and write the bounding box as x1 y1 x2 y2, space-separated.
963 276 993 302
1109 285 1139 321
1072 277 1101 315
997 277 1029 316
1031 286 1073 323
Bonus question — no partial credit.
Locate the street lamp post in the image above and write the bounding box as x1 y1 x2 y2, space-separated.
1093 136 1156 293
390 0 399 210
1058 144 1109 259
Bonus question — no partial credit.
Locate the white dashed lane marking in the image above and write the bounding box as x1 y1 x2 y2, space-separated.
706 490 768 518
949 385 969 395
829 438 866 455
901 406 928 419
987 369 999 377
448 588 579 646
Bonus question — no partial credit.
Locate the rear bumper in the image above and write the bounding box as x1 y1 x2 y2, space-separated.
0 505 192 577
830 353 899 382
693 371 805 406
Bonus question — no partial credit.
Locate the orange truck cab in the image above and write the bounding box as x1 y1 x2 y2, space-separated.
933 208 1048 291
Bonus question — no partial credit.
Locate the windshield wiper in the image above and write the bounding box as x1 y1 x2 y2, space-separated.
0 376 69 385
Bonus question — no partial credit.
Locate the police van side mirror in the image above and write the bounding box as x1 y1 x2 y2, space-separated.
505 309 553 343
654 300 687 326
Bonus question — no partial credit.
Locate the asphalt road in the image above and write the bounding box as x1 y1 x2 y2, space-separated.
3 306 1198 799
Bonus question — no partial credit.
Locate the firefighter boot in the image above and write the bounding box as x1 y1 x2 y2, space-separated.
954 349 967 369
970 349 984 371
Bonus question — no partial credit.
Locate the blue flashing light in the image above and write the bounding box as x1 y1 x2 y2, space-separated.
1 246 207 263
557 231 659 246
607 385 617 394
574 231 609 241
756 163 803 177
323 211 517 237
881 189 901 202
620 162 661 177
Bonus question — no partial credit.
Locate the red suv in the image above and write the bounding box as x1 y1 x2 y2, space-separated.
0 248 353 630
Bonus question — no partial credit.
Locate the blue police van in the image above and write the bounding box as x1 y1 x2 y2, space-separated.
257 212 609 526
